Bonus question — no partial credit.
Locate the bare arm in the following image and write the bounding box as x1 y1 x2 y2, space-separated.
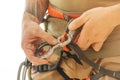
22 0 57 65
25 0 48 23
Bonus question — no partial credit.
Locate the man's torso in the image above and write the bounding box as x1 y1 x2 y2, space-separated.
49 0 120 12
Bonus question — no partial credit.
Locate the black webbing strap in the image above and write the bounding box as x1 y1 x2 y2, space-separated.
33 50 81 80
33 64 57 72
69 43 120 80
63 51 82 65
57 67 80 80
57 67 72 80
57 51 80 80
33 50 63 72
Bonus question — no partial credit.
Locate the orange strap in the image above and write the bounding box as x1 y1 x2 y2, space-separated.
85 76 90 80
48 4 80 19
61 32 70 52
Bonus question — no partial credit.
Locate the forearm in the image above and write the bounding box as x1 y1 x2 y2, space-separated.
22 12 39 29
22 0 48 29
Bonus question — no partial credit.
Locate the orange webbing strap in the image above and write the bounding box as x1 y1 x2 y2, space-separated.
61 29 80 52
48 4 80 19
82 76 90 80
74 34 80 43
48 4 64 19
85 76 91 80
61 32 70 52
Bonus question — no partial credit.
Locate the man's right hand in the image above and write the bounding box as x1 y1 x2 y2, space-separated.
21 12 57 65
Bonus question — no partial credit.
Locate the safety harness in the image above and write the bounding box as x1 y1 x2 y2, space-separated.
17 19 120 80
17 3 120 80
17 45 82 80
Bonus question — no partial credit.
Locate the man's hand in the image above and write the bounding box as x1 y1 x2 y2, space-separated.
22 12 57 65
69 4 120 51
21 0 58 65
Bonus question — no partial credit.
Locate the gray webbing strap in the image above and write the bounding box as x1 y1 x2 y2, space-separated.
90 72 104 80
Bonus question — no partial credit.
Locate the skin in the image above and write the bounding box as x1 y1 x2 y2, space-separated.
69 4 120 52
22 1 120 65
22 0 57 65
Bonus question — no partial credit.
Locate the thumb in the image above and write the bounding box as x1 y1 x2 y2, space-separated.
41 31 58 45
68 13 90 30
92 42 104 52
37 29 58 45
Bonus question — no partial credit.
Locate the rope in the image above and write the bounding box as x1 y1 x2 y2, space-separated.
17 62 24 80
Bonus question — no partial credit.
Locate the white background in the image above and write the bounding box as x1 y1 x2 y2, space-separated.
0 0 26 80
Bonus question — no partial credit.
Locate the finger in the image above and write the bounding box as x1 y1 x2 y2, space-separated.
25 50 48 65
68 12 90 30
76 32 91 51
21 40 35 52
22 42 48 65
77 37 91 51
76 21 93 51
92 42 104 52
27 55 48 65
34 37 41 46
37 28 58 45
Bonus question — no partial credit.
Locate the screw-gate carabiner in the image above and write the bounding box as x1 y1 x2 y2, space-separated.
35 30 75 59
35 19 82 59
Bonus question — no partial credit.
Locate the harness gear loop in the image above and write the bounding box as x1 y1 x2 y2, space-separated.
17 59 32 80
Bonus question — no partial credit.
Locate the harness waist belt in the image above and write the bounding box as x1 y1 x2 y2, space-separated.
48 4 81 19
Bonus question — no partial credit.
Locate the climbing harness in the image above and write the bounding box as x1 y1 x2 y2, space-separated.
35 29 75 59
17 19 81 80
17 19 120 80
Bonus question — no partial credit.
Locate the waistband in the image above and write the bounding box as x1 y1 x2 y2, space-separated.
48 4 81 19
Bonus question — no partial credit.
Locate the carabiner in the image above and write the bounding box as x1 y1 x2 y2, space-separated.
35 19 82 59
35 42 53 59
35 30 75 59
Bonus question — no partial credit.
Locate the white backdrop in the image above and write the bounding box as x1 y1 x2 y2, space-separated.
0 0 26 80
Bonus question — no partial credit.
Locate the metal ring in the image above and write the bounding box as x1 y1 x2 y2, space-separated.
35 42 52 58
